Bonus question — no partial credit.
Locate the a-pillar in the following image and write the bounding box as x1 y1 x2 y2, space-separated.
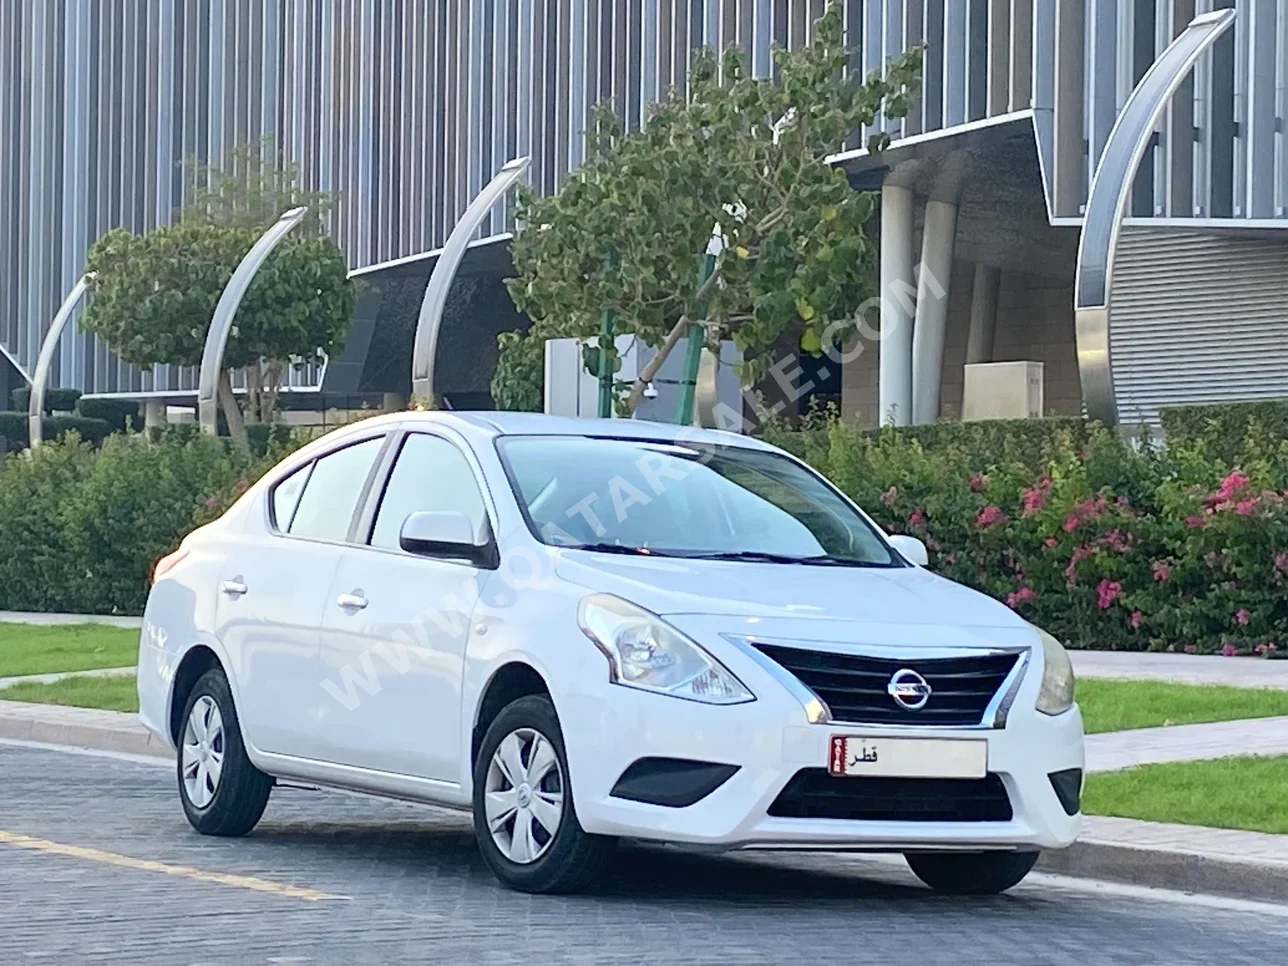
910 199 959 424
965 264 1000 364
877 184 915 426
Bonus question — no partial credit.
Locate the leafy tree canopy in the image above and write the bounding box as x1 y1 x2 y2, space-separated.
494 1 921 413
80 139 355 440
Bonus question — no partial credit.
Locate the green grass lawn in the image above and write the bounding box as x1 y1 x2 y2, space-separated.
0 623 139 677
1076 678 1288 734
1084 755 1288 835
0 673 138 712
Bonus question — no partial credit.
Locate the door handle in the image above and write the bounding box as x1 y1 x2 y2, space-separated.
336 592 368 610
219 579 248 597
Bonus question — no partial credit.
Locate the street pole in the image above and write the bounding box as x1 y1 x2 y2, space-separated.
674 252 716 425
597 250 617 418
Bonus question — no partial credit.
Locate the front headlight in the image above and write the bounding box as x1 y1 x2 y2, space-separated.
1034 625 1075 715
578 594 755 705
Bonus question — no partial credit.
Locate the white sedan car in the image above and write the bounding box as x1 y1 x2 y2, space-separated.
139 411 1082 895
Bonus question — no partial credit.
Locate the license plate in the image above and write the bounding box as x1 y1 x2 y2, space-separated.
828 735 987 779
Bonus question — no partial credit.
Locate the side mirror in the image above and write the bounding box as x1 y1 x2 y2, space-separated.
400 511 497 569
888 533 929 567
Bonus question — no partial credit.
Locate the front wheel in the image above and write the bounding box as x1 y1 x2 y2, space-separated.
472 694 613 893
177 668 273 837
904 850 1039 895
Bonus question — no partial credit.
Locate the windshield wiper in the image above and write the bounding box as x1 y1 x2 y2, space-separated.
678 550 881 567
564 543 679 557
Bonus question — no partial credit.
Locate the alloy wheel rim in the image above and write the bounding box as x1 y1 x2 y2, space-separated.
484 727 565 864
181 695 225 809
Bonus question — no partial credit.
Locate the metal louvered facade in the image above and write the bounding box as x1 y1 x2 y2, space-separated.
2 1 1287 404
1110 227 1288 425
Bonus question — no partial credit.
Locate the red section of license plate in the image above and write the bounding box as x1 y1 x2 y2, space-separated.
828 735 847 776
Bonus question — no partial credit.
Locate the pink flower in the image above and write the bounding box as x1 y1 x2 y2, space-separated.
1185 515 1207 529
1183 643 1197 654
1152 560 1170 582
976 505 1008 529
879 486 898 507
1006 587 1037 609
1235 608 1250 626
1064 545 1095 584
1096 578 1123 610
1274 552 1288 573
969 474 987 493
1044 537 1058 549
942 552 957 567
1235 497 1260 516
1129 610 1143 629
1221 642 1239 657
1062 514 1079 533
1021 476 1052 517
908 507 926 528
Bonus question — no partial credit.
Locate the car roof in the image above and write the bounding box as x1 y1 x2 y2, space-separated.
399 410 778 451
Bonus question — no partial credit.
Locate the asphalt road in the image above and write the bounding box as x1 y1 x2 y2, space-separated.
2 742 1287 965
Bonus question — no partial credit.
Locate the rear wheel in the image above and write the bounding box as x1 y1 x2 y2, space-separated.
472 694 613 893
177 668 273 837
904 850 1039 895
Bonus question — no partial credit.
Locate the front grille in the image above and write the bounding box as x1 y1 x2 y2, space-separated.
768 770 1014 822
752 644 1020 726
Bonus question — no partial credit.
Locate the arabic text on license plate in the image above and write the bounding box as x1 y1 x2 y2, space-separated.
827 735 987 779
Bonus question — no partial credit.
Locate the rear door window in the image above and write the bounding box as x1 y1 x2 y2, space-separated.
287 437 385 543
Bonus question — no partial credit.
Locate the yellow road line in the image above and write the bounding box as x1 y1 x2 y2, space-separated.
0 829 348 902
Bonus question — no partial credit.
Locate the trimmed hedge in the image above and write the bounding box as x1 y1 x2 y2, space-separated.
11 386 82 413
0 411 113 453
0 433 280 615
77 397 141 435
1161 400 1288 465
765 413 1288 655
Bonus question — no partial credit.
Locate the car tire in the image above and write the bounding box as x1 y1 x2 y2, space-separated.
473 694 613 893
177 668 273 837
904 850 1040 895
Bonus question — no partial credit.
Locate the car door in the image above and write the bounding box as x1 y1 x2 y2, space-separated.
215 433 388 760
316 430 494 783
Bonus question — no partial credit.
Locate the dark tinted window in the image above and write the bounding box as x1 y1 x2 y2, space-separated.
370 434 488 550
288 437 385 542
271 463 311 531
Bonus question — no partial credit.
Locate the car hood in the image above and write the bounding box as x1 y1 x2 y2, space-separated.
553 550 1028 632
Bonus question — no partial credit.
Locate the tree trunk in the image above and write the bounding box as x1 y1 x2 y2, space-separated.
262 359 285 423
624 313 696 414
624 262 725 414
247 360 263 424
217 369 249 450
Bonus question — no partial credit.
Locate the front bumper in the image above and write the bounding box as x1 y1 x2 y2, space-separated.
560 671 1083 853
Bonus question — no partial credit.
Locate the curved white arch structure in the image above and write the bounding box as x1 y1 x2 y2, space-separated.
28 273 93 451
197 206 309 435
412 156 529 405
1074 9 1236 426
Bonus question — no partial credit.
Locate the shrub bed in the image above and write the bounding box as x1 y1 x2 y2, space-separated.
0 433 279 615
764 413 1288 655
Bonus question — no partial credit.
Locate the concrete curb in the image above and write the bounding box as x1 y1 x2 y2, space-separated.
0 611 143 629
1038 838 1288 903
0 700 170 759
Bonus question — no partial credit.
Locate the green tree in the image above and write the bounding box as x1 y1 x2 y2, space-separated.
80 139 354 445
494 1 921 414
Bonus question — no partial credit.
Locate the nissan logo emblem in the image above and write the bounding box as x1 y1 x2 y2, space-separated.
887 668 932 710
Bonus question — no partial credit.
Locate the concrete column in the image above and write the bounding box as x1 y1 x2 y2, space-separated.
877 184 915 426
910 199 959 425
143 400 167 430
965 264 1001 364
382 392 409 412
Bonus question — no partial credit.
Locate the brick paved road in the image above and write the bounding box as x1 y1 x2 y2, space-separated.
3 743 1287 965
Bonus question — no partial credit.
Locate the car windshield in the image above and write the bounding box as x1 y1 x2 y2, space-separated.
496 435 899 567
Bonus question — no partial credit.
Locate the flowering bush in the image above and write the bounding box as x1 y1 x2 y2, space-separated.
768 413 1288 654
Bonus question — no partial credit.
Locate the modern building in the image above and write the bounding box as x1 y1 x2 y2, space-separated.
2 1 1286 426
